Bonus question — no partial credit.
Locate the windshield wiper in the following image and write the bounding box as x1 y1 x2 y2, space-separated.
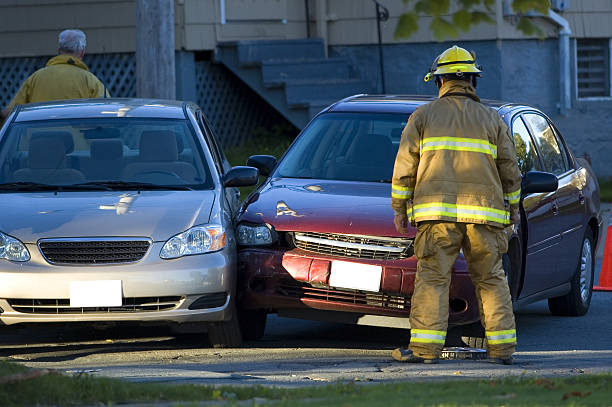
71 181 194 191
0 182 64 191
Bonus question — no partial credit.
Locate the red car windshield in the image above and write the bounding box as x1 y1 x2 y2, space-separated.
276 112 407 182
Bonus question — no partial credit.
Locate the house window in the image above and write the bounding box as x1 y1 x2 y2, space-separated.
577 39 610 98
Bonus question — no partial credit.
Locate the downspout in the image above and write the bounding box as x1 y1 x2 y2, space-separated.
316 0 328 57
219 0 226 24
547 9 571 115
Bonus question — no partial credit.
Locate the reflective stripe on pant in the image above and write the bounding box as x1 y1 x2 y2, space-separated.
408 221 516 359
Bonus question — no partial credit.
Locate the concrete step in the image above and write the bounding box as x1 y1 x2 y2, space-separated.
229 38 326 67
262 58 350 87
285 79 371 108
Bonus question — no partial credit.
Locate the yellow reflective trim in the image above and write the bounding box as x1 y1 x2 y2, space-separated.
409 337 446 344
504 189 521 205
486 329 516 336
391 185 413 191
420 137 498 158
412 329 446 336
487 338 517 345
414 211 506 223
392 193 410 199
422 137 494 146
421 145 497 158
414 202 508 217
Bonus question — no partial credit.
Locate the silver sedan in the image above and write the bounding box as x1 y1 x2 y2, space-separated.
0 99 258 347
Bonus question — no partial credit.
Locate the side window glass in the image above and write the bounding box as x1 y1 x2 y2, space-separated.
550 125 571 171
523 113 567 176
511 116 540 176
197 112 223 174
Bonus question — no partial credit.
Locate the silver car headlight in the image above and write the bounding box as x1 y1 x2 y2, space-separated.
236 223 276 246
160 225 226 259
0 231 30 262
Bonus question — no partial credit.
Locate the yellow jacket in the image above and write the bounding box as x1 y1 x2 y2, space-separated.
391 80 522 228
6 54 109 110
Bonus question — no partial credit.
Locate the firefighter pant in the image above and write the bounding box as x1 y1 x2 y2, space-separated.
408 221 516 359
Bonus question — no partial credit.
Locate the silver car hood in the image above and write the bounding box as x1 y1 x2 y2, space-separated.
1 190 216 243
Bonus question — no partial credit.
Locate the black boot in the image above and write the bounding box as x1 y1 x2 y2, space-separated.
488 356 513 365
392 348 439 364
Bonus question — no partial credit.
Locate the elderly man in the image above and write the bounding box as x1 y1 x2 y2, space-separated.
1 29 109 120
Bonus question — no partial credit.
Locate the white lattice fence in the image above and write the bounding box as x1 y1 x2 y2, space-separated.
1 56 49 108
85 53 136 98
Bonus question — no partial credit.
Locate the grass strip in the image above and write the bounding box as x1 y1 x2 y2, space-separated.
1 361 611 407
224 127 295 200
599 177 612 203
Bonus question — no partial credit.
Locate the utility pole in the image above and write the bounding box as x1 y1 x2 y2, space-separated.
136 0 175 99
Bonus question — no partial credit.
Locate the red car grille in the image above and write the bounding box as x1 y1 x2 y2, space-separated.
292 232 413 260
7 296 183 314
276 280 411 310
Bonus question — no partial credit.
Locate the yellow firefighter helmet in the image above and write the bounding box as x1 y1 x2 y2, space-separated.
424 45 482 82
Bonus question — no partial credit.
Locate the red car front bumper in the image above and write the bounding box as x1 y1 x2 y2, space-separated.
237 248 480 326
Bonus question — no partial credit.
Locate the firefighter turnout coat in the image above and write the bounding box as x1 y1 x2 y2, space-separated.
391 80 521 227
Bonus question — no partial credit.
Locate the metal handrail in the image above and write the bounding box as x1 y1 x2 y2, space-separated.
371 0 389 93
305 0 311 38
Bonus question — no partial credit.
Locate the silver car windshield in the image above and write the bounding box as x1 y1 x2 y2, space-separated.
276 113 407 182
0 118 214 190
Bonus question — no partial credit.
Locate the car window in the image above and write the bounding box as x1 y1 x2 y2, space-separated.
523 113 568 176
197 112 226 174
276 112 407 182
0 118 214 189
511 116 541 176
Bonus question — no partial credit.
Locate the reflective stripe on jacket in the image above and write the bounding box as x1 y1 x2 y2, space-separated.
391 80 522 228
7 54 109 110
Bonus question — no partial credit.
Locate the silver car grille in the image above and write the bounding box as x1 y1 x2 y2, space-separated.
7 296 183 314
38 239 151 265
292 232 413 260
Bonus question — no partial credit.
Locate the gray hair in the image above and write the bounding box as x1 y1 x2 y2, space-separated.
58 29 86 54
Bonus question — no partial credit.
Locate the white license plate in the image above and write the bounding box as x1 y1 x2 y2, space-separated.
70 280 122 307
329 260 382 292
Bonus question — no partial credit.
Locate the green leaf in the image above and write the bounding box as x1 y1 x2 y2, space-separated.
429 0 451 16
414 1 430 14
459 0 480 9
516 16 545 38
483 0 495 10
452 10 472 32
430 16 459 41
471 11 495 24
512 0 551 14
394 12 419 39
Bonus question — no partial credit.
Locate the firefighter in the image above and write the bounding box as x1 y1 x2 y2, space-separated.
1 29 109 121
391 45 522 365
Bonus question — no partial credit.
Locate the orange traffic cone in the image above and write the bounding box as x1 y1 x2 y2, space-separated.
594 224 612 292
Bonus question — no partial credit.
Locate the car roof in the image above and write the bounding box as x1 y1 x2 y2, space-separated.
12 98 193 122
324 94 520 115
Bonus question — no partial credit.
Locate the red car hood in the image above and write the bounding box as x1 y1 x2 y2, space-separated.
239 178 416 238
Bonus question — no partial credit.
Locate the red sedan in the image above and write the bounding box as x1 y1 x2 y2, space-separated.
235 95 603 342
